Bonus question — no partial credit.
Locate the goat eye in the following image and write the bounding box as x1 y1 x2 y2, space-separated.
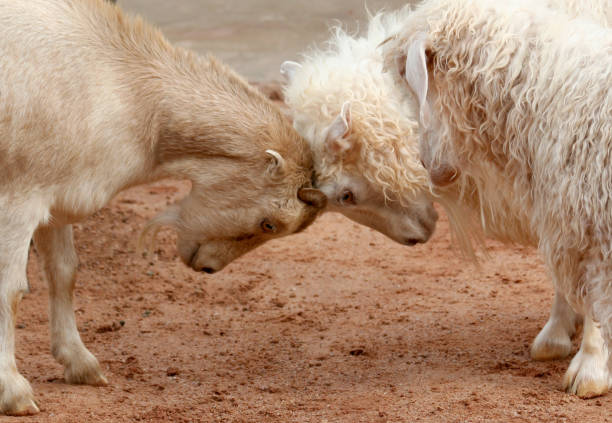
260 219 277 233
339 190 355 205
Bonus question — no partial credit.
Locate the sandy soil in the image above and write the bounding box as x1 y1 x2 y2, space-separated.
9 88 611 423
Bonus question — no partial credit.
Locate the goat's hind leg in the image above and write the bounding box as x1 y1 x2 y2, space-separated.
0 200 44 415
34 225 107 386
560 255 612 398
531 289 581 361
562 317 609 398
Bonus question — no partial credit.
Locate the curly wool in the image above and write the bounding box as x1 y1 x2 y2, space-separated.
284 7 431 206
285 0 607 256
284 8 486 256
384 0 612 340
547 0 612 23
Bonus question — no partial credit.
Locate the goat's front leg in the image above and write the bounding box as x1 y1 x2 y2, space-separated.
0 201 42 415
34 225 107 386
562 317 610 398
531 289 581 361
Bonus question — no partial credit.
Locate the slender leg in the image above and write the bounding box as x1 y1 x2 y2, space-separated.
531 289 581 361
568 255 612 398
562 317 610 398
34 225 107 386
0 199 45 415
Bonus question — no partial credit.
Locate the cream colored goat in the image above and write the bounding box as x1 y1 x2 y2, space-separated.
283 0 611 398
282 15 440 247
0 0 325 415
384 0 612 397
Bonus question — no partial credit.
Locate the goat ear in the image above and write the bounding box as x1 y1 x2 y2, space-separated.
405 32 432 128
280 61 302 83
265 149 286 178
325 101 353 156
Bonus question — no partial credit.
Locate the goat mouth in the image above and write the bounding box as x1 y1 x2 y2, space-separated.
404 237 429 246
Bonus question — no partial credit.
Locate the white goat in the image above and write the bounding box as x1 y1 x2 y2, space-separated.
384 0 612 397
282 14 440 247
283 0 611 397
0 0 325 415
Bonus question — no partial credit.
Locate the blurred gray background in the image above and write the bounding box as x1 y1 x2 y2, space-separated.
119 0 411 81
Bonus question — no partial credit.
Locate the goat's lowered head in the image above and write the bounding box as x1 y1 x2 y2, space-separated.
282 59 437 246
142 146 325 273
141 63 326 273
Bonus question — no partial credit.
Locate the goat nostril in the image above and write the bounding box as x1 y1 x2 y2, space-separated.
201 267 215 274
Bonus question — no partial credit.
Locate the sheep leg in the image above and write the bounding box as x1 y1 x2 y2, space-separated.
0 201 41 415
531 289 581 360
34 225 107 386
562 317 609 398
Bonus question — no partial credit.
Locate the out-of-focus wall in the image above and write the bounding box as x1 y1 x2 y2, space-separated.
118 0 415 80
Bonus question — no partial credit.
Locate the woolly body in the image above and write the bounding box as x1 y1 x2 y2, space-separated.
284 0 612 397
384 0 612 374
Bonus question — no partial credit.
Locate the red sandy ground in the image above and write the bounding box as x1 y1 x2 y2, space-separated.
9 86 612 423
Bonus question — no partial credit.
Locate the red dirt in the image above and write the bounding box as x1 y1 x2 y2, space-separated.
12 88 611 423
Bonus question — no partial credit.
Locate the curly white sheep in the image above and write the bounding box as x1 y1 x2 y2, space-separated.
283 0 611 397
282 12 440 246
384 0 612 396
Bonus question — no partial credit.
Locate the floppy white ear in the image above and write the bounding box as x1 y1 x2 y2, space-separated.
280 61 302 83
405 32 431 128
325 101 353 156
265 149 286 177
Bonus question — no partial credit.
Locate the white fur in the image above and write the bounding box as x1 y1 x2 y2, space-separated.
384 0 612 396
284 0 612 397
283 7 439 247
0 0 323 415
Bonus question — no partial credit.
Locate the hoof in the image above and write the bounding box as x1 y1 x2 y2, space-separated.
65 362 108 386
0 372 39 416
530 331 572 361
4 398 39 416
563 351 610 398
568 379 609 399
530 337 572 361
62 350 108 386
